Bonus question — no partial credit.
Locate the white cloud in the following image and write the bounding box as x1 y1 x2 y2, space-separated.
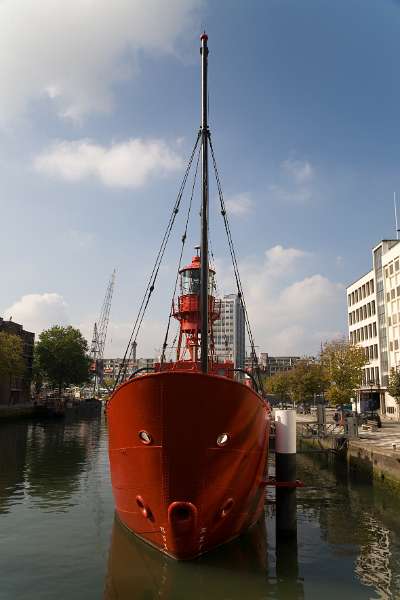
34 138 184 188
0 0 201 123
268 158 316 205
3 293 69 334
282 159 314 184
225 193 254 216
219 245 345 355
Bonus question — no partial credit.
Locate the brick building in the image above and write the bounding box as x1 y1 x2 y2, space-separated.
0 318 34 405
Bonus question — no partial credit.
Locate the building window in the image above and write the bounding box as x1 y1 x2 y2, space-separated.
375 366 379 383
373 322 377 336
394 314 398 325
395 340 399 351
374 344 378 359
372 301 376 314
389 341 393 351
371 279 374 293
387 407 396 414
388 316 392 326
390 264 394 275
392 289 396 299
387 292 391 302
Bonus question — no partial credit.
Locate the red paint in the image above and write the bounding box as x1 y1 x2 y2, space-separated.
108 371 270 559
107 253 270 559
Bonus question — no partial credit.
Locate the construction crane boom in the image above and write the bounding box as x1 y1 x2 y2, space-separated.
90 269 116 396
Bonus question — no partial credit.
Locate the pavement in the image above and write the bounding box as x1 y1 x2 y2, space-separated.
296 410 400 452
356 421 400 451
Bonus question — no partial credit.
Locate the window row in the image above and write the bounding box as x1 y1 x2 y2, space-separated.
348 278 374 306
349 322 377 344
364 344 378 360
387 314 400 325
361 366 379 385
348 301 376 325
385 258 400 278
389 340 400 351
386 286 400 302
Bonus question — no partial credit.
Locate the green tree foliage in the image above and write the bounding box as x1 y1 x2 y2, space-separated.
267 371 292 404
388 368 400 406
289 359 329 405
35 326 90 395
321 338 367 406
266 359 328 406
0 332 25 380
32 351 45 395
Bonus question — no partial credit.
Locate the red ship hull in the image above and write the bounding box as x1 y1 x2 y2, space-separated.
107 371 270 560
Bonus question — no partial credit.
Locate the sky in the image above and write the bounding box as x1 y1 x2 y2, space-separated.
2 0 400 358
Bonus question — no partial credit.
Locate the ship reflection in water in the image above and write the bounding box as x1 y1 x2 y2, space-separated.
3 415 400 599
104 515 304 600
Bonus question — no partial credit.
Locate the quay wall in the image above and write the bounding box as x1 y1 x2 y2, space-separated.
0 404 36 420
298 427 400 493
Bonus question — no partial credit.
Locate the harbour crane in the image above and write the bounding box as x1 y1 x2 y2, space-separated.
90 269 116 397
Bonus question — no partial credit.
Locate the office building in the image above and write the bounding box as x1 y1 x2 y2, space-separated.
213 294 245 369
347 239 400 417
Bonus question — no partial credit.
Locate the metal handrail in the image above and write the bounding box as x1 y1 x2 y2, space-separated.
227 368 260 393
128 367 155 380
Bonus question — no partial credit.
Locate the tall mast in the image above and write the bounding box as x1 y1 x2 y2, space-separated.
200 32 209 373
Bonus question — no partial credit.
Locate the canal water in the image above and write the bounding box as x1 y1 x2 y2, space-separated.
1 412 400 600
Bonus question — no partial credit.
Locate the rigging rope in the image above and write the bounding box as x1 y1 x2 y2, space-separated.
208 133 264 394
112 131 201 389
160 141 202 365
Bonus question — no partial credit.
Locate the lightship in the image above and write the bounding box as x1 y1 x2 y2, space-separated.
107 33 270 560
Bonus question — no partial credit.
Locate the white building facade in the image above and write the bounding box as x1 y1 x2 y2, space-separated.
213 294 245 369
347 240 400 418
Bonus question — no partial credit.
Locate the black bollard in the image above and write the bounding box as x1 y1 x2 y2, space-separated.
275 409 297 538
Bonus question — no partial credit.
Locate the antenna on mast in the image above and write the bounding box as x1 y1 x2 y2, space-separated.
395 192 399 240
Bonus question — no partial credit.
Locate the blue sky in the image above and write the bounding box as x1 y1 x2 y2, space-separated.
1 0 400 357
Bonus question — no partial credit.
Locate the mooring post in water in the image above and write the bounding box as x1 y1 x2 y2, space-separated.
275 408 297 538
317 404 326 436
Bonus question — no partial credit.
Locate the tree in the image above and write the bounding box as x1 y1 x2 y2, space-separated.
267 371 292 405
321 338 367 406
32 351 45 396
0 332 25 382
387 368 400 407
35 326 91 396
289 359 329 405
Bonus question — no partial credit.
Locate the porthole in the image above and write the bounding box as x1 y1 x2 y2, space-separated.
217 433 229 446
136 495 153 521
139 430 152 445
220 498 234 518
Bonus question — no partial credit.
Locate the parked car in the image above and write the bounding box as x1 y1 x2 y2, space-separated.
359 411 382 428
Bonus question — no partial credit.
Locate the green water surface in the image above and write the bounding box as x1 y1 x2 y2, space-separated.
1 413 400 599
